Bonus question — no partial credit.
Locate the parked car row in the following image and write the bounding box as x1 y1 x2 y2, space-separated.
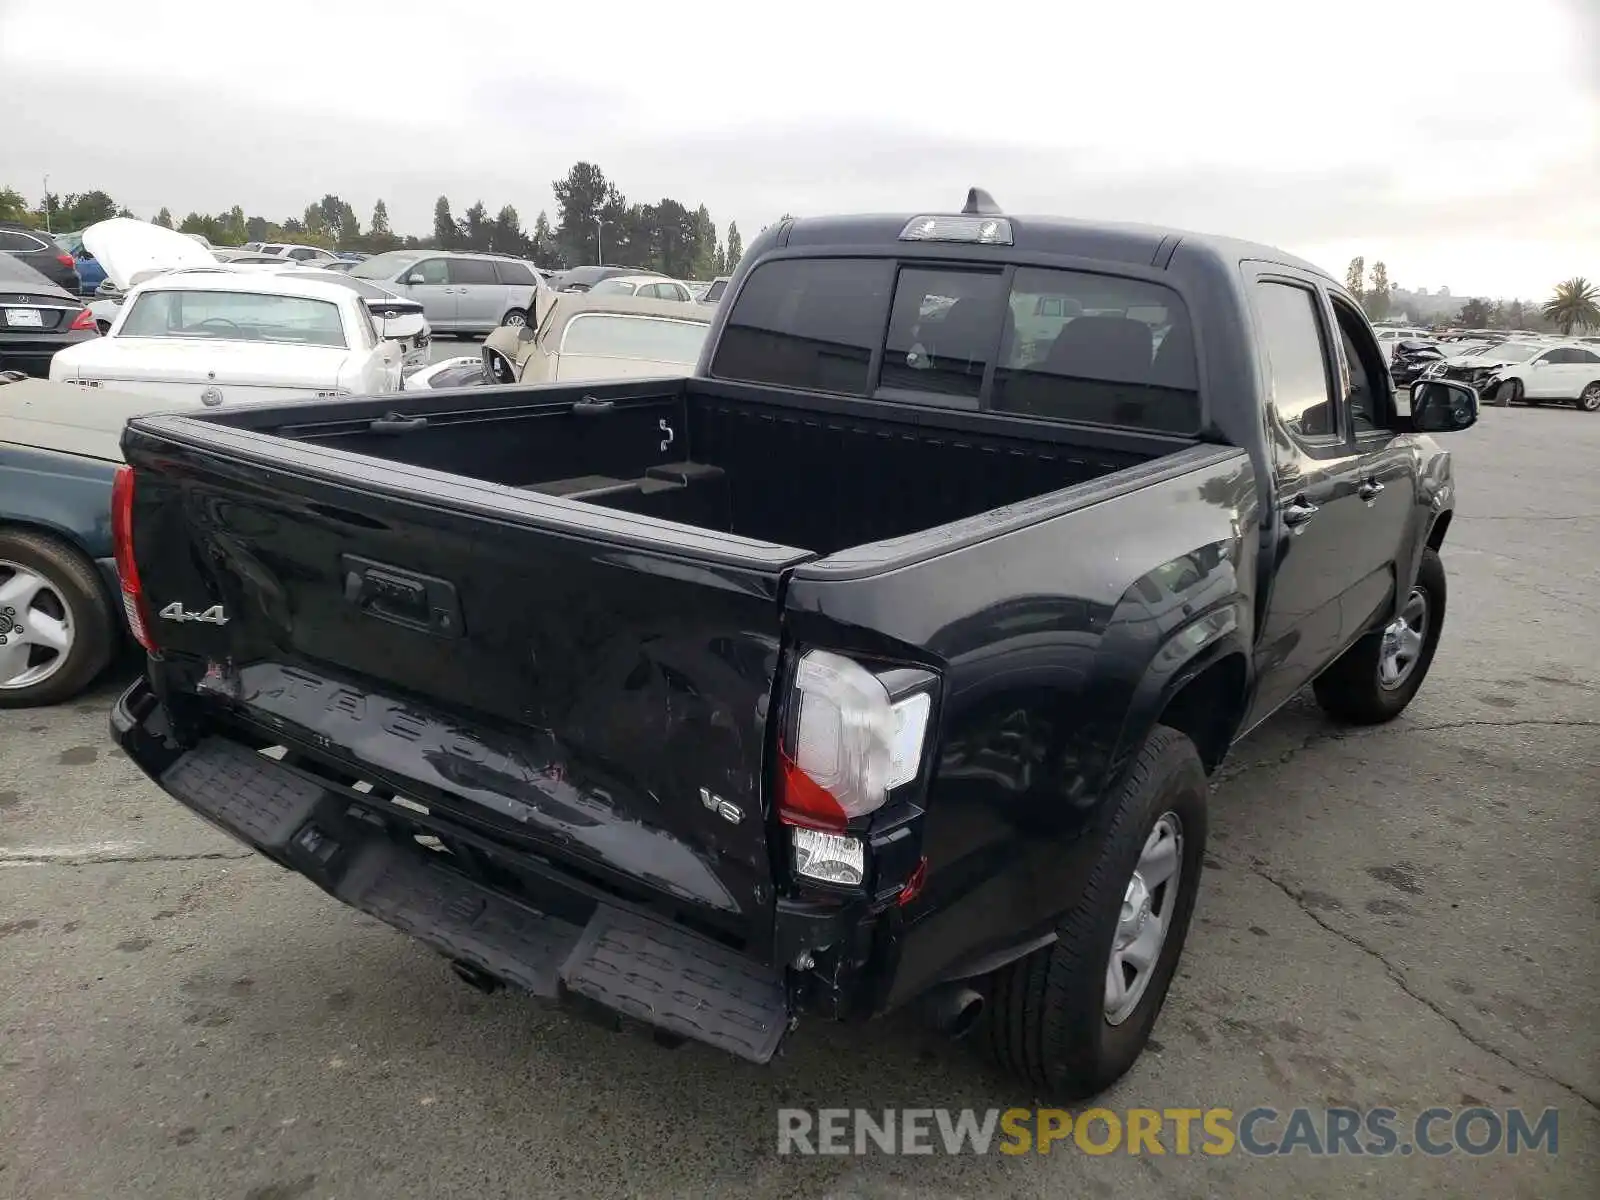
1430 341 1600 411
1379 325 1600 411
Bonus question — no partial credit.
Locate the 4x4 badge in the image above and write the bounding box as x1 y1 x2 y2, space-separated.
159 602 229 625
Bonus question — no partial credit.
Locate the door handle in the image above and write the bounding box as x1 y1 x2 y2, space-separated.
1358 479 1385 501
339 554 463 637
1282 497 1320 527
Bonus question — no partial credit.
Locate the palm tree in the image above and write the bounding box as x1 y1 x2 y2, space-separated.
1542 277 1600 335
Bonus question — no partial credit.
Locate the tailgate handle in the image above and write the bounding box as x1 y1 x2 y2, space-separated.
340 554 464 638
571 396 614 416
369 413 428 434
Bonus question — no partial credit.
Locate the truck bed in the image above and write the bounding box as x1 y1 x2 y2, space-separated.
189 378 1191 558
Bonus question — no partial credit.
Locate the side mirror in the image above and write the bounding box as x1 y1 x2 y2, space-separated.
1531 359 1548 368
1409 380 1479 433
406 273 425 286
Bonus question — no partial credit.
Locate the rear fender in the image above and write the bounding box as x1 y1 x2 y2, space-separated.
1096 544 1254 799
0 445 117 560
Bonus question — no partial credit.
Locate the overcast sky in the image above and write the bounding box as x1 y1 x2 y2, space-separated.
3 0 1595 298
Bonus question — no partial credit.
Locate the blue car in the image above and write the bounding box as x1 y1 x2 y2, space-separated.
54 232 107 296
0 374 137 706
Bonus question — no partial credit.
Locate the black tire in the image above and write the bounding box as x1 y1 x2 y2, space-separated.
1500 379 1523 407
0 530 116 708
501 308 527 329
986 724 1207 1100
1313 547 1446 724
1579 382 1600 413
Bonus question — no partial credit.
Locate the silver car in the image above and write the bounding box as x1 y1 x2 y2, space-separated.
349 251 542 335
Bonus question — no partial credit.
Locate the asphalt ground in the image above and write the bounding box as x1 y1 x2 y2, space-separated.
2 403 1597 1199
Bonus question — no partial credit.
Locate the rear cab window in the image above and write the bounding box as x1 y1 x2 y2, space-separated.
710 256 1200 434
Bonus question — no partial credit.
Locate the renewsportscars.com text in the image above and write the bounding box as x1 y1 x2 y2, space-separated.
776 1106 1560 1157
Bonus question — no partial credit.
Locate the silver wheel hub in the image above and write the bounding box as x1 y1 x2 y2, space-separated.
1379 587 1428 690
1105 812 1182 1026
0 561 77 690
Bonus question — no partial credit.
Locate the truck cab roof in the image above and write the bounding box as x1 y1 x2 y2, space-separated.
775 195 1334 285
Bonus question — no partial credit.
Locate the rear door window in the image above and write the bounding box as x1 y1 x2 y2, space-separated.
448 258 499 285
711 257 894 396
493 260 535 285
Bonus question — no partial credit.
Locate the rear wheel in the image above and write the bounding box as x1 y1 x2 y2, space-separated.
1313 547 1445 724
1580 382 1600 413
501 308 527 329
0 531 115 708
986 724 1207 1100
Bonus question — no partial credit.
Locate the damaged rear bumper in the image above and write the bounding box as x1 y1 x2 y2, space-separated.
110 677 792 1063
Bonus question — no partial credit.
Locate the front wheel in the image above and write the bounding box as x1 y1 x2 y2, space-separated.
986 724 1207 1100
1499 378 1523 407
1313 547 1446 724
1579 382 1600 413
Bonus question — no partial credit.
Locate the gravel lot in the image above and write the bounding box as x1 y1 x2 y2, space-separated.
2 405 1597 1199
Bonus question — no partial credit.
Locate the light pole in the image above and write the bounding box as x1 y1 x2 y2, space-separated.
595 216 605 266
42 174 50 233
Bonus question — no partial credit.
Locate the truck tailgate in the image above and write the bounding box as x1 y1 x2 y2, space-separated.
121 415 814 952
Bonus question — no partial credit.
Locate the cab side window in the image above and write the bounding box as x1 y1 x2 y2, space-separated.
1255 281 1338 445
1329 299 1391 437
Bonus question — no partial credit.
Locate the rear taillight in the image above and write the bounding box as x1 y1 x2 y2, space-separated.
68 307 96 332
778 649 933 886
56 252 75 269
111 465 156 652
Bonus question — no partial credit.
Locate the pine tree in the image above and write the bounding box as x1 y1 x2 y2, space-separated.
432 196 456 248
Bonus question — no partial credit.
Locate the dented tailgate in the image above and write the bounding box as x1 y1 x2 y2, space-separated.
120 414 813 952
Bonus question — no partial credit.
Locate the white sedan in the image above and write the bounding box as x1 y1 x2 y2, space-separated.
52 219 402 406
54 272 402 407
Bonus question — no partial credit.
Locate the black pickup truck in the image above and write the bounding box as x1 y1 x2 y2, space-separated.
108 191 1478 1098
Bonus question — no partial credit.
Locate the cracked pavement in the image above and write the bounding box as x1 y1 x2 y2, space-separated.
2 406 1597 1199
